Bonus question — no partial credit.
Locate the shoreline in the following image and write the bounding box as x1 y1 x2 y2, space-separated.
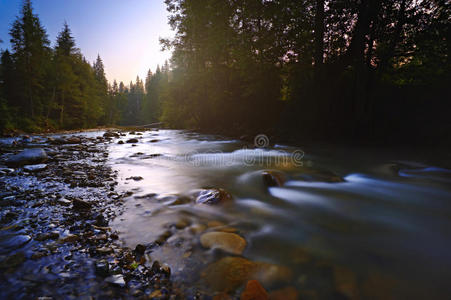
0 130 177 298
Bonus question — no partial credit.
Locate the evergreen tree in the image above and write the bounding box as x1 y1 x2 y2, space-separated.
9 0 50 123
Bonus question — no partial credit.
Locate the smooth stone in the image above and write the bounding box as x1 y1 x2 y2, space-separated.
103 132 119 138
66 137 81 144
6 148 48 167
240 280 268 300
23 164 47 172
126 138 139 143
200 232 246 255
105 274 126 287
126 176 143 181
195 188 232 205
202 257 292 292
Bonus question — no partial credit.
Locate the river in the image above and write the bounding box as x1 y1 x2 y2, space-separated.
106 129 451 299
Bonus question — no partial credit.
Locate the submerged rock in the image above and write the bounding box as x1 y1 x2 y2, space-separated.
262 170 285 187
195 188 233 205
200 232 246 255
6 148 47 167
240 280 269 300
202 256 292 292
23 164 47 172
126 138 139 143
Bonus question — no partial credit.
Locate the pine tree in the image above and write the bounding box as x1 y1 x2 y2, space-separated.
9 0 50 122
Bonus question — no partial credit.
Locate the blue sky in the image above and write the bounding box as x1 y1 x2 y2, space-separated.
0 0 174 84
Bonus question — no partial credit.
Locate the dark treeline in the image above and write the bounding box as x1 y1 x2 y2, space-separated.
1 0 450 144
0 0 168 132
158 0 450 144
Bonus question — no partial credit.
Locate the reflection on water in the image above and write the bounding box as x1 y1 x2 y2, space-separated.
110 129 451 299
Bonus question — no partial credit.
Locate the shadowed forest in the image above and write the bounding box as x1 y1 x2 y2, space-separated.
1 0 450 144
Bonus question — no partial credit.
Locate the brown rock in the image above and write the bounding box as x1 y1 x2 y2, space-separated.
200 232 246 255
241 280 269 300
202 257 292 292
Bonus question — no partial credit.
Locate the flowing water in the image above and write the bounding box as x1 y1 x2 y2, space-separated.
109 129 451 299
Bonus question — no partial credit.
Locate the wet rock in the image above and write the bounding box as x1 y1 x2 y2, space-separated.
149 139 159 143
23 164 47 172
195 188 233 205
97 247 114 254
126 138 139 143
59 234 80 243
175 218 191 229
200 232 246 255
135 244 146 255
103 131 120 138
95 260 110 276
189 224 207 235
66 137 81 144
57 198 72 206
94 214 108 227
262 170 285 187
155 230 172 245
240 280 269 300
202 257 292 292
72 198 92 210
118 140 124 144
35 231 59 241
6 148 48 167
126 176 143 181
105 274 126 287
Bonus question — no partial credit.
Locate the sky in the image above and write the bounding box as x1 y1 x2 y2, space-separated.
0 0 174 84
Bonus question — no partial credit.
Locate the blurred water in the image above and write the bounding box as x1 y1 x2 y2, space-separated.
109 129 451 298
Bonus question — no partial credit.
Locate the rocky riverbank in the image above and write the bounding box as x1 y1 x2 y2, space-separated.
0 131 177 299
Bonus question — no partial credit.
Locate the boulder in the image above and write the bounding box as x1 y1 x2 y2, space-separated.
200 232 246 255
6 148 47 167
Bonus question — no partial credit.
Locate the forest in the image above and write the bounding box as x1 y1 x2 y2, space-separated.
1 0 450 144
